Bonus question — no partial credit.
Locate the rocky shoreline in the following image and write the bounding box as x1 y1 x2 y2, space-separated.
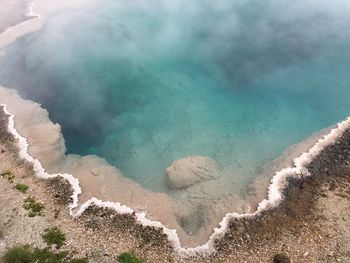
1 105 350 262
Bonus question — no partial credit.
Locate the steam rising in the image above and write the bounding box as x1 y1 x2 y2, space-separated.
0 0 350 193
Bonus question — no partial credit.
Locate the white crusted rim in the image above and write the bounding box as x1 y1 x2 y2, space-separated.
1 103 350 256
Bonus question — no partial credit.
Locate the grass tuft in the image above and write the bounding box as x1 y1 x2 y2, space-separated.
2 245 33 263
32 247 67 262
1 244 86 263
15 183 29 193
117 251 142 263
23 197 44 217
42 227 66 249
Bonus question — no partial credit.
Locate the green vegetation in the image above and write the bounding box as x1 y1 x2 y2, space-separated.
32 247 67 262
0 170 14 182
23 197 44 217
117 252 142 263
2 245 87 263
42 227 66 249
1 223 88 262
273 253 291 263
2 245 33 263
15 183 29 193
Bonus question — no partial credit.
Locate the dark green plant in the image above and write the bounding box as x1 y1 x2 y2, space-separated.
2 245 33 263
117 252 142 263
41 227 66 248
2 244 88 263
15 183 29 193
273 253 291 263
23 197 44 217
32 247 67 263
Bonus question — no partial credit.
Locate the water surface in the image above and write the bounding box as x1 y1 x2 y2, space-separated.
1 0 350 195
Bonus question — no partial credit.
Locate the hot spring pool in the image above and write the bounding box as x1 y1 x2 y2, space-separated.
1 0 350 205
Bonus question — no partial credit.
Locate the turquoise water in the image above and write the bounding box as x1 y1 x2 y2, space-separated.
1 0 350 192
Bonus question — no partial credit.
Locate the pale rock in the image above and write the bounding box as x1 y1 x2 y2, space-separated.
165 156 219 189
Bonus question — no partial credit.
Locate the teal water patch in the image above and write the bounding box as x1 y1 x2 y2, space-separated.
1 0 350 193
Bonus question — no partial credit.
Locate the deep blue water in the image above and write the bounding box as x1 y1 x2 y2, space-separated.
1 0 350 192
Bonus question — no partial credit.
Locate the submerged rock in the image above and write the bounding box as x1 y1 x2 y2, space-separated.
165 156 220 189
